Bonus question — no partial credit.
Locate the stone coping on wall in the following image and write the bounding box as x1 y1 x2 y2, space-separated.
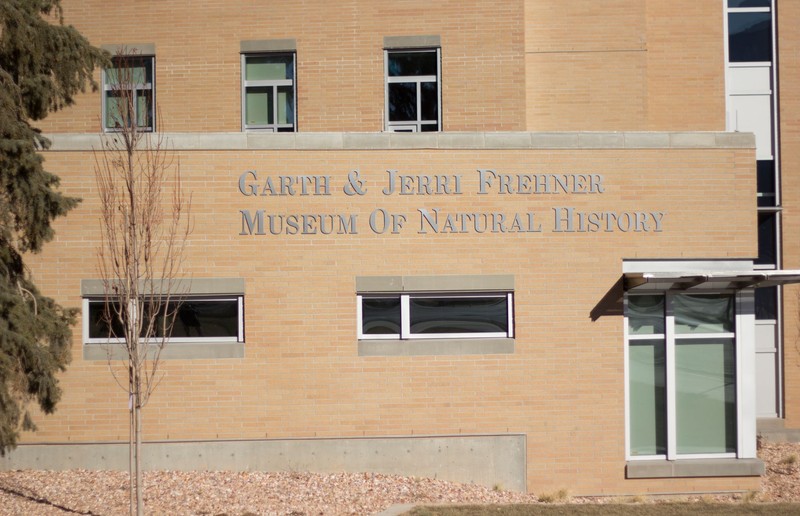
44 131 756 152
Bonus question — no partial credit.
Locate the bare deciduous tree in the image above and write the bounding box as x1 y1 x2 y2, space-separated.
93 49 191 516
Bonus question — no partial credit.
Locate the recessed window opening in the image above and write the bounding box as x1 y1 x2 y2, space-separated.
385 48 441 132
242 53 296 131
103 55 155 132
84 296 244 344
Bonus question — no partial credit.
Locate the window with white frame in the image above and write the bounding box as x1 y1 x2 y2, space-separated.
103 55 155 131
242 53 296 131
84 296 244 344
627 293 738 459
385 48 441 132
358 293 513 340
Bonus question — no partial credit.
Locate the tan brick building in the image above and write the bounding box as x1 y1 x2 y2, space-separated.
3 0 799 496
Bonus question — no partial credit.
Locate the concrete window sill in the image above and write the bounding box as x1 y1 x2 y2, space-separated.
626 458 765 478
358 338 514 357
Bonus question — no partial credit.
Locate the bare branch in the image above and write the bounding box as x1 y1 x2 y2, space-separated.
92 50 191 516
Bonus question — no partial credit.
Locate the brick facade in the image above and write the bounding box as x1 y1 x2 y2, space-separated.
8 0 796 496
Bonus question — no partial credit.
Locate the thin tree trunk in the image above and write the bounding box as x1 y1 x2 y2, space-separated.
135 395 143 516
129 377 134 516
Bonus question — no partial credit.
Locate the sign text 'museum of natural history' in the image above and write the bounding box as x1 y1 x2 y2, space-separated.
237 169 667 236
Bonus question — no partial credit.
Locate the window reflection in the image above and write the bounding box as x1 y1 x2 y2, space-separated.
728 12 772 62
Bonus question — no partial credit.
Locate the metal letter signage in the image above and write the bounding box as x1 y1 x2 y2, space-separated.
237 169 666 236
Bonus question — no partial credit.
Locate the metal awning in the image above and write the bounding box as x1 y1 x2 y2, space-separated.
624 270 800 291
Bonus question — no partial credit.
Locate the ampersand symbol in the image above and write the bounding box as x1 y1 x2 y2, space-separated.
343 169 367 196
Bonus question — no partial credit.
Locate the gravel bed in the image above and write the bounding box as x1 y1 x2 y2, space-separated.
0 442 797 515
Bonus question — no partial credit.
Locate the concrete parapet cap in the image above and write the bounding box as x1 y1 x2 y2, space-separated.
44 131 756 151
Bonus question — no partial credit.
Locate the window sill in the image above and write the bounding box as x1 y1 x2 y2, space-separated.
83 341 244 360
358 338 514 357
626 458 764 478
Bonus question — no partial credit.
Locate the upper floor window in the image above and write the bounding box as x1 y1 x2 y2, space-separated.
385 48 440 132
242 53 296 131
103 55 155 132
727 0 772 63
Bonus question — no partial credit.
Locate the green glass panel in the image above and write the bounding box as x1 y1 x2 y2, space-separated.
629 339 667 456
674 294 734 334
105 93 124 128
130 65 147 84
276 86 293 124
246 88 272 125
106 68 121 85
628 295 665 335
136 91 150 127
676 338 736 454
107 59 150 86
246 56 292 81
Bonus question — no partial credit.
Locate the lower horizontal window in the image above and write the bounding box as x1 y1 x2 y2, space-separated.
358 293 514 340
83 296 244 344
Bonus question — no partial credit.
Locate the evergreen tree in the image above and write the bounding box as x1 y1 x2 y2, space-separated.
0 0 107 454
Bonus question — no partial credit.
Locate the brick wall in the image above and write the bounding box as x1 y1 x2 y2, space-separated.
41 0 526 133
524 0 726 131
23 140 757 494
777 0 800 428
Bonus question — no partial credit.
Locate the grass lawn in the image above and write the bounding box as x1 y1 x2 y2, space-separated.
406 503 800 515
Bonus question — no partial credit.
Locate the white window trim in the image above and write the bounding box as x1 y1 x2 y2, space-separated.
102 55 155 133
624 290 757 462
384 48 441 132
357 292 513 340
241 52 297 132
83 295 245 345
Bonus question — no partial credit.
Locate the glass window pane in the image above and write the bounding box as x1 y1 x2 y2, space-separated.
628 295 665 335
674 294 734 334
409 296 508 334
361 297 401 335
388 82 417 121
89 299 240 340
105 92 124 128
420 124 438 132
728 12 772 62
136 90 151 127
388 51 437 77
246 87 273 125
629 339 667 456
167 300 239 338
728 0 771 7
676 338 737 454
130 64 147 85
88 301 125 339
276 85 294 125
106 67 121 86
757 160 776 207
246 55 293 81
755 286 777 320
420 81 438 122
108 58 152 85
757 211 777 266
